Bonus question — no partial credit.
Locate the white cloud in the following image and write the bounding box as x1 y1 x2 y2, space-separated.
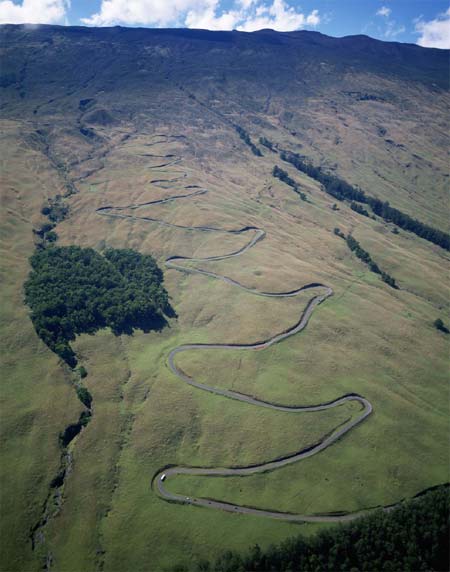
415 7 450 49
306 8 320 26
0 0 68 24
185 0 241 30
237 1 320 32
376 6 391 18
82 0 203 27
83 0 321 32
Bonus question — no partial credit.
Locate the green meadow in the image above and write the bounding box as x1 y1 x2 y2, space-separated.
1 83 449 571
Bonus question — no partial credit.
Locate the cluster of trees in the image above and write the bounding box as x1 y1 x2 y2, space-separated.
335 229 397 288
41 194 69 224
24 246 172 367
273 165 297 189
272 166 307 201
234 125 263 157
350 202 371 218
191 486 449 572
366 198 449 249
34 195 70 246
280 151 366 202
33 222 58 244
280 151 450 250
259 137 276 152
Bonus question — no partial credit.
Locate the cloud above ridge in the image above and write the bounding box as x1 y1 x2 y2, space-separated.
0 0 68 24
376 6 391 18
415 7 450 49
81 0 321 32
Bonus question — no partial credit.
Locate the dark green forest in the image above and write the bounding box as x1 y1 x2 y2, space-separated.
280 151 450 250
24 246 172 367
191 486 449 572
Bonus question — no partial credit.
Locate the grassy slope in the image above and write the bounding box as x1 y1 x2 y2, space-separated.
21 115 445 571
237 75 450 231
1 70 449 570
0 121 83 571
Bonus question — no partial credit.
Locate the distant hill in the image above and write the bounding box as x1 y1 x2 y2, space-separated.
1 25 448 91
1 24 448 228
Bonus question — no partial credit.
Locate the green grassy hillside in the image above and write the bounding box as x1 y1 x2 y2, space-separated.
0 25 449 572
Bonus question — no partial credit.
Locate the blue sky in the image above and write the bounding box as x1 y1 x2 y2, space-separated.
1 0 449 48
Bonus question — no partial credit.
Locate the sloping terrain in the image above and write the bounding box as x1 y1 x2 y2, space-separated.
0 25 449 571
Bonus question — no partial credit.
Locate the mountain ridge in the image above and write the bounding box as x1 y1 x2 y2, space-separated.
1 24 448 91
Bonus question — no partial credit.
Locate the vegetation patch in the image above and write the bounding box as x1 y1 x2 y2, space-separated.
24 246 173 367
75 385 92 408
434 318 449 334
34 194 69 247
281 151 450 250
272 165 307 201
33 222 58 245
350 201 371 218
234 125 262 156
60 411 92 447
335 229 397 288
41 195 69 224
259 137 276 152
199 486 449 572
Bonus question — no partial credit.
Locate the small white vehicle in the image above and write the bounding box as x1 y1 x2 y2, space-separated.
161 474 166 482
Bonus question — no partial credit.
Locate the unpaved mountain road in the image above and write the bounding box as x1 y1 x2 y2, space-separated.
96 138 373 522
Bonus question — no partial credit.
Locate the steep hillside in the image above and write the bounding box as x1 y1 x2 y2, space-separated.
1 25 449 228
0 25 449 572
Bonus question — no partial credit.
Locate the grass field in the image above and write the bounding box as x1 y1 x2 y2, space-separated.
1 86 449 572
0 121 83 571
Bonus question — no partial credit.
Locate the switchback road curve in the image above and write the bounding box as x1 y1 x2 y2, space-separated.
96 141 373 522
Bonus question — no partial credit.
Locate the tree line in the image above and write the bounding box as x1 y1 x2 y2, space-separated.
280 151 450 251
24 246 172 367
350 202 371 218
186 485 449 572
234 125 263 157
259 137 276 152
334 228 397 288
272 165 307 201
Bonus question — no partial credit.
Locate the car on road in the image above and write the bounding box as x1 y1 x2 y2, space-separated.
161 474 166 481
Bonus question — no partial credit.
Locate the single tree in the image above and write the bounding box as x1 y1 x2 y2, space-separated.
434 318 449 333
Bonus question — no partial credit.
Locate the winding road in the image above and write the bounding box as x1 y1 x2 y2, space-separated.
96 139 373 522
